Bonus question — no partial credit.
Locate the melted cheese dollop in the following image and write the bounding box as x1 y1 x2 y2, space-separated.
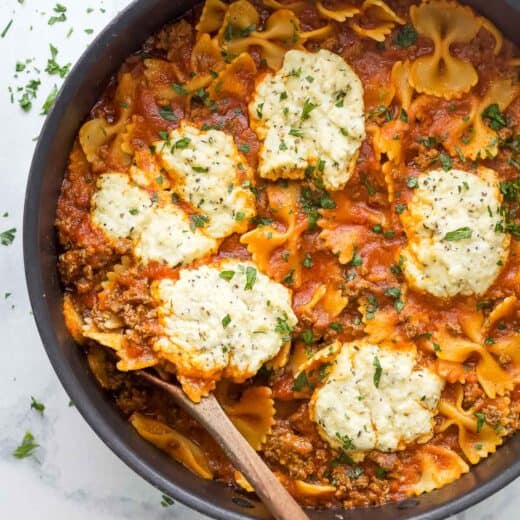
153 260 297 382
311 343 444 458
401 168 509 298
249 49 365 191
91 173 217 267
157 123 256 239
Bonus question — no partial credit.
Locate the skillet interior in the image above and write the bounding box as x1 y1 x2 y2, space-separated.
23 1 520 518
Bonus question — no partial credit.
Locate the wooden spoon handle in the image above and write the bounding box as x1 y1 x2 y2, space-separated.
140 373 309 520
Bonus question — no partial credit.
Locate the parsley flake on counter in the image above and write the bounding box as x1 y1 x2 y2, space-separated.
30 397 45 414
45 45 71 78
41 85 58 115
49 4 67 25
161 495 175 507
12 431 39 459
0 227 16 246
1 19 13 38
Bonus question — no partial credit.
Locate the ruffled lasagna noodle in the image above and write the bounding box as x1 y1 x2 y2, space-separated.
56 0 520 511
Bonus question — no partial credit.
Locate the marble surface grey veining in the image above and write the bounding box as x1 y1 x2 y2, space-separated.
0 0 517 518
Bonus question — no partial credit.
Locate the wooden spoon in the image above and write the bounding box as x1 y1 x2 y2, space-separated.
139 372 309 520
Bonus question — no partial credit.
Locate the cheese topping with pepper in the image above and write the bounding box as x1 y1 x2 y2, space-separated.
91 172 217 267
401 168 509 298
249 49 365 191
153 260 298 382
310 342 443 458
157 123 256 239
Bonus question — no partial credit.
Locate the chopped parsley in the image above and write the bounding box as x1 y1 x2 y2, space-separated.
282 269 295 285
373 356 382 388
474 412 486 433
159 106 177 121
0 228 16 246
161 495 175 507
171 82 188 95
302 253 313 268
12 432 39 459
30 397 45 414
293 371 310 392
238 144 250 153
335 432 355 451
45 44 71 78
482 103 507 131
190 214 209 229
256 102 264 119
222 314 231 328
406 176 418 189
302 329 314 345
395 203 406 214
173 137 191 149
275 314 293 342
48 4 67 25
443 227 472 241
41 85 58 115
301 99 317 120
438 151 452 172
329 322 343 333
192 166 209 173
244 266 257 290
1 19 13 38
219 270 235 281
394 23 417 48
289 128 304 138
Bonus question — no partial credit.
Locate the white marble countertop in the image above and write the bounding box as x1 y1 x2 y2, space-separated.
0 1 517 518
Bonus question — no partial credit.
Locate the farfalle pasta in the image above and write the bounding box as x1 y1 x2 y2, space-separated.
56 0 520 512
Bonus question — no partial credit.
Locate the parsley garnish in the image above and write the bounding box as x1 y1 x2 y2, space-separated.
329 322 343 333
443 227 472 241
438 151 452 171
407 176 419 189
256 102 264 119
302 329 314 345
173 137 191 149
289 128 304 138
474 412 486 433
275 314 293 341
335 432 355 451
192 166 209 173
293 371 309 392
302 253 313 268
159 106 177 121
171 82 188 95
190 214 209 229
222 314 231 328
482 103 507 131
373 356 382 388
12 432 39 459
244 266 257 290
238 144 250 153
301 99 317 120
219 270 235 281
394 23 417 48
